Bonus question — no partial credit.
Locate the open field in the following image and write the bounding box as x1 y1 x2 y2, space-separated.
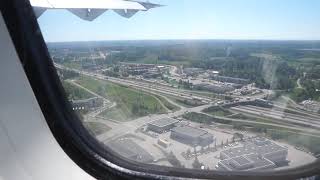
62 80 94 100
153 94 181 112
61 61 83 70
76 76 167 121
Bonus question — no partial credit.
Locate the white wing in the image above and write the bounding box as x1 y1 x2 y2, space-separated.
30 0 162 21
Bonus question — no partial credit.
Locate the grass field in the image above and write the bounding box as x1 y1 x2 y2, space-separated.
62 61 83 70
153 94 180 111
62 80 94 100
76 76 167 121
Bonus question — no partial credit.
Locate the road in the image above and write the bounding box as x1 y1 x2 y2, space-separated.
56 63 320 140
97 101 320 144
297 78 303 89
55 63 214 102
56 63 270 107
198 112 320 138
230 105 320 129
280 95 319 115
97 104 212 142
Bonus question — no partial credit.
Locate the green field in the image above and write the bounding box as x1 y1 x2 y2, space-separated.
153 94 180 111
62 80 94 100
76 76 167 121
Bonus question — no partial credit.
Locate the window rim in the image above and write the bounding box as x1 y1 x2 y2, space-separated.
1 0 320 179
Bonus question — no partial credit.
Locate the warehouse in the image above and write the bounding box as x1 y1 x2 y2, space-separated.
120 63 155 75
217 153 276 171
211 75 250 85
170 126 215 146
217 137 288 171
147 118 179 133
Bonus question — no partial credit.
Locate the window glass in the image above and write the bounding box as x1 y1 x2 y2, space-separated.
35 0 320 172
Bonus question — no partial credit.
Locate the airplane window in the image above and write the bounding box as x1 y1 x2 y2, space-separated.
31 0 320 176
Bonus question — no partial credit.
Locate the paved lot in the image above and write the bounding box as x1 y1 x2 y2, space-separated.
102 122 318 171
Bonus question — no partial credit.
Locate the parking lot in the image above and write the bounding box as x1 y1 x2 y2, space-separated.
105 121 317 170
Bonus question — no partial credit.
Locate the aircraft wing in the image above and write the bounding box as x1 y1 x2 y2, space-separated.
30 0 162 21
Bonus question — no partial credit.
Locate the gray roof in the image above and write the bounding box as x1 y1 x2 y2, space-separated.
171 126 209 138
245 154 275 170
218 154 275 171
218 138 287 171
221 140 287 159
232 156 252 166
148 118 179 128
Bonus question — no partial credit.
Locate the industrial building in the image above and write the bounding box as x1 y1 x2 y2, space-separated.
142 70 161 79
71 97 103 111
120 63 155 75
170 126 215 146
217 137 288 171
147 118 179 133
211 75 250 85
183 68 204 76
119 62 163 78
217 153 276 171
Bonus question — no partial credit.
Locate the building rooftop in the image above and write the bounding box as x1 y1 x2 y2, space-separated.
221 139 287 159
218 138 287 171
171 126 210 138
245 154 275 170
148 118 179 128
232 156 252 166
218 154 275 171
213 75 250 81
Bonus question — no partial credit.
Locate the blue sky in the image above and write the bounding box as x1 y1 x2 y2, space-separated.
37 0 320 42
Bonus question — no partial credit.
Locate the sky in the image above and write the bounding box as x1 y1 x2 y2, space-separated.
37 0 320 42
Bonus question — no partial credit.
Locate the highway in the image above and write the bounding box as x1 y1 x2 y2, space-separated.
197 112 320 138
96 101 320 144
230 105 320 129
55 63 214 102
55 63 320 141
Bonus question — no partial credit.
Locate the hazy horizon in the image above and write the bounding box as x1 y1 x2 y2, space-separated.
46 39 320 44
38 0 320 42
